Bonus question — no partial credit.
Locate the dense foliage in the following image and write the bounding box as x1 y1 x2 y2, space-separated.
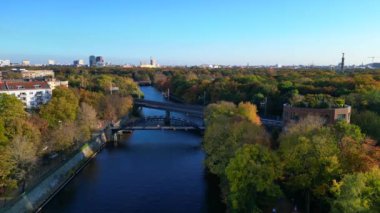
0 71 140 198
204 101 380 212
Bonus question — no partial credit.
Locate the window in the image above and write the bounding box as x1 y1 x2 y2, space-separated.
34 85 41 88
17 85 24 89
337 114 346 120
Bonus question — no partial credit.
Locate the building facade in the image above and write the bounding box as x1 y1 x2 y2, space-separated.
47 79 69 90
18 69 55 80
0 81 52 109
22 60 31 66
95 56 105 67
73 59 85 67
282 104 351 124
89 55 96 67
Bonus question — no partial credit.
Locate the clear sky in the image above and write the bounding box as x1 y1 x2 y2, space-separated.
1 0 380 66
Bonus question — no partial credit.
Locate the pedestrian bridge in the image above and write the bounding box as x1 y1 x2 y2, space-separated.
134 99 204 118
112 116 205 136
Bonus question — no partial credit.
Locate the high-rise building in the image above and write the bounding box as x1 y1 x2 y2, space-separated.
95 56 105 67
73 59 85 67
22 60 31 66
89 55 96 67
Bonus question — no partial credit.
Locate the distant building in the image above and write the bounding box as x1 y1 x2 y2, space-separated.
282 104 351 125
0 81 52 109
47 79 69 90
47 60 55 65
0 60 11 67
140 57 160 68
22 60 31 66
95 56 105 67
368 63 380 69
73 59 85 67
16 69 55 80
89 55 96 67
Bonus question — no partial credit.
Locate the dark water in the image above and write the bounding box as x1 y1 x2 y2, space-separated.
42 86 224 213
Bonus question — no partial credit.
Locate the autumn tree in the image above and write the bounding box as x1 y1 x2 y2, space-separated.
76 102 99 142
8 135 38 183
204 102 268 178
48 122 77 152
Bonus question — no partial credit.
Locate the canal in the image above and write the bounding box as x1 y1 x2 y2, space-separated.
42 86 225 213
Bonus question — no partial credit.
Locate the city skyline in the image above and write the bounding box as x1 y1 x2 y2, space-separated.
1 0 380 65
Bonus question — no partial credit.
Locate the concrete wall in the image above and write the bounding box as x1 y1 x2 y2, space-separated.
3 131 108 213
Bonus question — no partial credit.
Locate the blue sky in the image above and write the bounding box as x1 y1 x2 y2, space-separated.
1 0 380 65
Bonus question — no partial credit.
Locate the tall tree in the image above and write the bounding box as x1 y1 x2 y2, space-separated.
226 144 282 212
40 87 79 127
8 135 38 183
279 116 341 212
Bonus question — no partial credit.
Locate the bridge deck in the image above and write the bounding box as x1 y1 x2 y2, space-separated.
134 99 204 117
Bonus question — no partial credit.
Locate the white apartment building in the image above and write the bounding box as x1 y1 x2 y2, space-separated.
0 81 52 109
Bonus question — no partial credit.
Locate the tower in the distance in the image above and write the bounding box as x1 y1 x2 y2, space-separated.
341 53 345 71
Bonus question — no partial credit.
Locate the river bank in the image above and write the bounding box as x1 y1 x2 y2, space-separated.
2 128 110 213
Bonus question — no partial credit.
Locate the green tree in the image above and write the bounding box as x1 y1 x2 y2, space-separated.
0 148 17 193
40 87 79 127
279 116 341 212
352 110 380 145
331 168 380 213
204 116 268 177
226 144 282 212
0 93 26 122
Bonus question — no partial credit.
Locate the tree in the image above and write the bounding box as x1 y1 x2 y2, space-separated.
0 148 17 195
77 102 98 130
40 87 79 127
279 116 341 212
76 102 99 142
352 110 380 145
204 116 269 177
0 119 7 145
0 94 27 144
226 144 282 212
0 93 26 123
8 135 38 183
331 168 380 213
237 102 261 125
48 122 77 152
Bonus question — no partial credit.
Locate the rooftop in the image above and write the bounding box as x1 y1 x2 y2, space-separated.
0 81 51 91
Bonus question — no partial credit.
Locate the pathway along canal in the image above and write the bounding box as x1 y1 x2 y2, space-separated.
42 86 225 213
